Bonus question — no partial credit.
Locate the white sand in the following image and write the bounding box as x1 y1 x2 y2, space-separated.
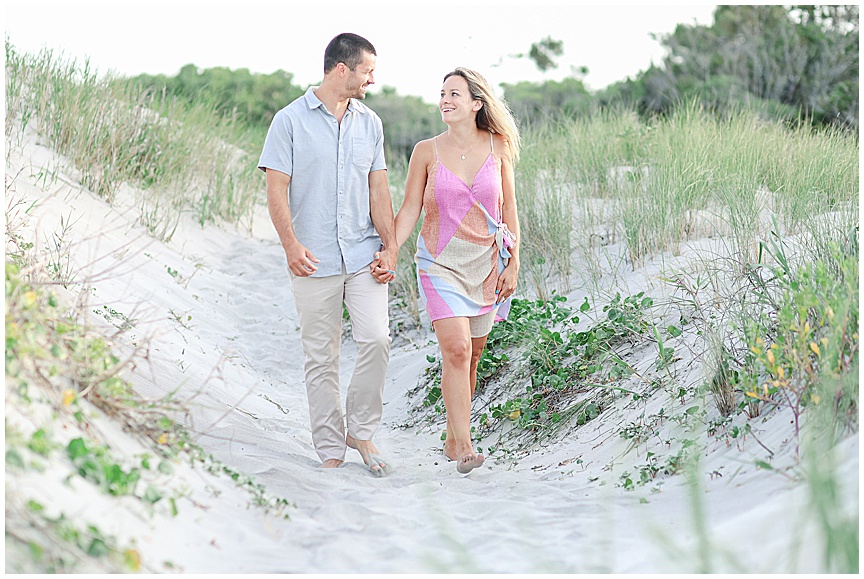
5 128 858 573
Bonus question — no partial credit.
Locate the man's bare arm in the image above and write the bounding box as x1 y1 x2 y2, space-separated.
266 169 319 276
368 169 397 283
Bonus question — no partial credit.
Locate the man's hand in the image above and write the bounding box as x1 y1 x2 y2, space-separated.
369 246 397 284
285 240 320 276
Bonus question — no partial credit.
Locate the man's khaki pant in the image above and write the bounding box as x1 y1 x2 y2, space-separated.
290 268 391 462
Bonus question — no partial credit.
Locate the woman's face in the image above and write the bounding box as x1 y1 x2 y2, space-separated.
439 75 480 124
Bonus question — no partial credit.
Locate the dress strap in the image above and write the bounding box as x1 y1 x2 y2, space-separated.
433 135 440 161
489 131 494 154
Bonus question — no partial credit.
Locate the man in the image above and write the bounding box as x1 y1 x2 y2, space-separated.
258 33 398 476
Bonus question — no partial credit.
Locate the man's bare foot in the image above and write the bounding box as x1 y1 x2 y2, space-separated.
320 458 343 468
346 434 391 476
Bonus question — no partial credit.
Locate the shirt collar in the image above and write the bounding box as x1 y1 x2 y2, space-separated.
347 98 366 114
304 86 367 114
304 86 324 110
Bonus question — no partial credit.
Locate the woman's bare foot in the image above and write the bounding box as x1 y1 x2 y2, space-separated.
456 450 485 474
320 458 343 468
444 439 459 462
444 438 484 473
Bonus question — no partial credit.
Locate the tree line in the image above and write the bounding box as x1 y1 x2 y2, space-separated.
125 5 858 166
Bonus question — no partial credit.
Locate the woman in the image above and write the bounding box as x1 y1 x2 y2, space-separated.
388 67 521 474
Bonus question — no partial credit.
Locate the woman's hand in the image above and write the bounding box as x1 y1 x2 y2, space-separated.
495 262 519 303
369 247 398 284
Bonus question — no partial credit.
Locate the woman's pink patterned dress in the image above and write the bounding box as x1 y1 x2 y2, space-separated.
415 133 513 325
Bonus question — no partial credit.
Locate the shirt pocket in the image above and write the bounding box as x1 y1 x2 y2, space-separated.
352 138 374 169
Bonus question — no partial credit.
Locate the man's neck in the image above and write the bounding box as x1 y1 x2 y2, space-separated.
313 81 350 122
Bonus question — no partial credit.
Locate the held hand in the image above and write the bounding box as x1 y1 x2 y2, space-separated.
369 247 398 284
495 263 519 304
285 240 319 277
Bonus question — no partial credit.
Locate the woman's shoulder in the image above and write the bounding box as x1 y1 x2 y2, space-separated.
417 133 445 149
411 135 441 161
491 132 513 162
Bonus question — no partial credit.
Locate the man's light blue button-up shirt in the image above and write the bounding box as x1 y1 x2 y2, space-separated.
258 87 387 277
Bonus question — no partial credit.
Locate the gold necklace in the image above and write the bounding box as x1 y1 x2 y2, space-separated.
448 130 481 161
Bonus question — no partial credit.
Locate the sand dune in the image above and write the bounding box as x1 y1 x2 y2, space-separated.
5 129 858 573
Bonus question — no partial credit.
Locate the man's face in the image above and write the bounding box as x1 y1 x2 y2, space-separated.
345 51 376 99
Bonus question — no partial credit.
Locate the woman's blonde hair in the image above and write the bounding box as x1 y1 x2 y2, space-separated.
444 67 521 163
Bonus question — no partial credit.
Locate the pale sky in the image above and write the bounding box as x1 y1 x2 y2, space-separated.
6 2 717 102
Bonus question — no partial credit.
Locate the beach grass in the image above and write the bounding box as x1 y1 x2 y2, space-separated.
508 100 859 297
5 41 262 240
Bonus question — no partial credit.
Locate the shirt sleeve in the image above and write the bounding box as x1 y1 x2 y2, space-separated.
257 110 293 175
370 114 387 173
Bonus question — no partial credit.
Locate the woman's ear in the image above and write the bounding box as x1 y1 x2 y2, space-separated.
473 100 483 112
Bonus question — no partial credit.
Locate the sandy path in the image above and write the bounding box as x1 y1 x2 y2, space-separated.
163 210 854 574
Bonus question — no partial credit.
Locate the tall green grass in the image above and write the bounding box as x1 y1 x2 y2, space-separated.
512 100 859 297
5 41 262 240
386 168 424 328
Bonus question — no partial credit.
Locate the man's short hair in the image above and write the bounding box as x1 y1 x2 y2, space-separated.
324 33 376 73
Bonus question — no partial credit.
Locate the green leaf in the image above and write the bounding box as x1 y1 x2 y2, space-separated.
6 448 24 468
26 499 45 512
66 438 89 460
157 460 174 475
28 429 51 456
86 538 110 557
143 485 163 504
28 541 44 560
580 297 590 312
667 325 682 338
755 460 773 470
